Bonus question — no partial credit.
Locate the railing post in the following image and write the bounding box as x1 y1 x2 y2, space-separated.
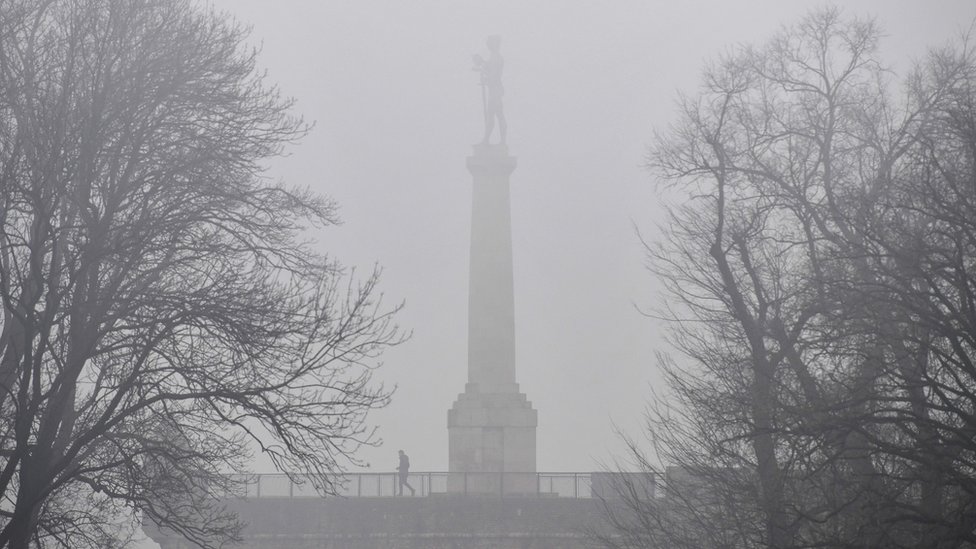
289 476 293 497
536 473 540 496
574 473 579 499
463 472 468 495
256 475 261 498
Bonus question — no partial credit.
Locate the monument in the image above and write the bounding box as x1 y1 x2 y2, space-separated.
144 38 613 549
448 36 538 494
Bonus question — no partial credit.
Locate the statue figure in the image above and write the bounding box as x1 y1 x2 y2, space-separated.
472 35 506 145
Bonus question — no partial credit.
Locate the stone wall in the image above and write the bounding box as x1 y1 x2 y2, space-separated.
145 495 610 549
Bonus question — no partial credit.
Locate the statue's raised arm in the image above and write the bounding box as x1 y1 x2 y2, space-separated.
472 35 506 145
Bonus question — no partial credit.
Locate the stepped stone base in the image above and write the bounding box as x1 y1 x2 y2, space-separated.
448 386 537 494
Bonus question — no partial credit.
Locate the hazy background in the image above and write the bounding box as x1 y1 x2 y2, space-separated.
205 0 975 474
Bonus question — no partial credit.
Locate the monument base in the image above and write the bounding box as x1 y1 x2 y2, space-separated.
447 388 537 495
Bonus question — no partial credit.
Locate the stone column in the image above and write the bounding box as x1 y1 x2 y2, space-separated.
448 144 537 495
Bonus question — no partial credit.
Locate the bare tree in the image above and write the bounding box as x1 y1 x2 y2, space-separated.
859 35 976 545
611 8 976 549
0 1 401 547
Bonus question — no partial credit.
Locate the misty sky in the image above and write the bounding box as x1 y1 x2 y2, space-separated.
205 0 975 474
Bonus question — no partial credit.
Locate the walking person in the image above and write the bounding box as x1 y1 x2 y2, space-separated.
397 449 416 496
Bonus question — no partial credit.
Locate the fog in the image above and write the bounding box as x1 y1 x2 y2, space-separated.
206 0 974 474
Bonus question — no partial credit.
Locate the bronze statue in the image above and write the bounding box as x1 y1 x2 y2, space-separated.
472 35 506 145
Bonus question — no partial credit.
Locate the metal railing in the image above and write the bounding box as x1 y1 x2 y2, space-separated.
223 471 662 500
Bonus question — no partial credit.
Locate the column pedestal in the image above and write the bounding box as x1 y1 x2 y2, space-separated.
448 386 537 494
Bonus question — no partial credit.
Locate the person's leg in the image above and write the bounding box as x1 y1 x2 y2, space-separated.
483 114 494 144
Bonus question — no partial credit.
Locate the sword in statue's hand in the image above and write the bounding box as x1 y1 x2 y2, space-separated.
472 54 488 134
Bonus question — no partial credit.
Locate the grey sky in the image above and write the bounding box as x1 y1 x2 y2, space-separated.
206 0 975 473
